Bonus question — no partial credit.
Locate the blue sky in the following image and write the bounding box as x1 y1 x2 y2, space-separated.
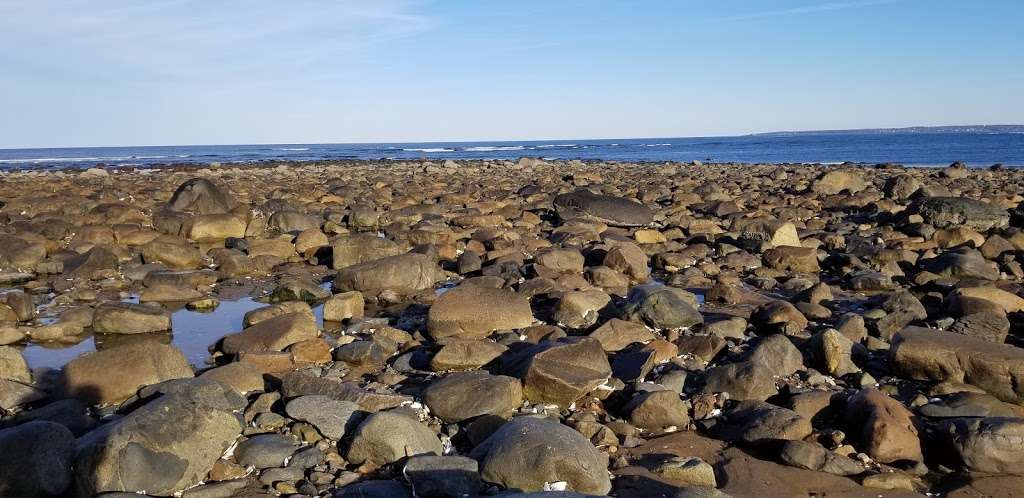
0 0 1021 148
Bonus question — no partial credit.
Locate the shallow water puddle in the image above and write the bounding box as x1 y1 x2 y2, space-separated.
21 297 327 371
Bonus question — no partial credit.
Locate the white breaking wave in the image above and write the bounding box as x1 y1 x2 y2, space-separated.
637 143 672 147
534 144 577 148
463 146 525 152
276 147 310 151
402 148 455 152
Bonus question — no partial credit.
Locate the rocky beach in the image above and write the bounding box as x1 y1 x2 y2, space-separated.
1 158 1024 498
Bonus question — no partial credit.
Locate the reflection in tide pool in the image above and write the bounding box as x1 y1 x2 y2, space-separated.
22 297 326 371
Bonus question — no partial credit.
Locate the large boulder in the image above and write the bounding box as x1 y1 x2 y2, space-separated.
0 346 43 410
423 371 523 423
91 302 171 335
703 361 778 401
719 401 812 445
471 416 611 495
940 417 1024 475
812 170 867 195
924 249 1000 281
73 381 245 496
553 189 653 227
220 311 318 355
504 337 611 408
334 253 444 295
621 284 703 330
62 246 119 279
908 196 1009 231
345 411 443 465
428 283 535 339
331 234 404 270
0 421 75 497
168 178 234 215
844 389 922 464
285 395 360 440
62 341 193 405
763 246 819 273
890 327 1024 404
183 213 246 241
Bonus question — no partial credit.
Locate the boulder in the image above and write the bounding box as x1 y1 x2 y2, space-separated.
168 178 234 214
62 341 193 405
925 250 1000 281
322 291 364 322
812 170 867 195
621 284 703 330
504 337 611 408
940 417 1024 475
553 289 612 329
703 361 777 401
909 196 1009 231
404 455 483 498
750 301 807 336
844 389 922 464
423 371 523 423
334 253 444 295
91 302 171 335
220 311 318 355
234 434 299 469
285 395 360 440
0 421 75 498
428 284 535 339
763 246 819 273
73 381 244 496
345 411 443 465
183 213 246 241
331 234 404 270
625 390 691 430
471 416 611 495
720 401 812 445
604 243 651 281
589 318 657 352
553 189 653 227
62 246 119 279
430 339 507 371
890 327 1024 403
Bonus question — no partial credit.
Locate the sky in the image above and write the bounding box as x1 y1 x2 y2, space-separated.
0 0 1022 148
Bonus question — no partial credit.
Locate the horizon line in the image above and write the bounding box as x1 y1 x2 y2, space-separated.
2 123 1021 151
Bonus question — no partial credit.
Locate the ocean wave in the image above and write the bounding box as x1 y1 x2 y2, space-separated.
463 146 525 152
534 144 577 149
637 143 672 147
402 148 455 152
276 147 310 151
0 155 165 164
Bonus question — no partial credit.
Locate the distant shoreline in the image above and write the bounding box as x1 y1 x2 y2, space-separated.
749 124 1024 137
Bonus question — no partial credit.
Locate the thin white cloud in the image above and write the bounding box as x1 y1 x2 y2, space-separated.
720 0 902 21
0 0 434 82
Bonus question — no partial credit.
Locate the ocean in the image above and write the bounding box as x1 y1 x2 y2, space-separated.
1 132 1023 170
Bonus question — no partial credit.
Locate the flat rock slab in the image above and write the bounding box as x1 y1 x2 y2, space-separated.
891 327 1024 404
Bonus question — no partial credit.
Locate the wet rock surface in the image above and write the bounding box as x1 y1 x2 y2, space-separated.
1 159 1023 496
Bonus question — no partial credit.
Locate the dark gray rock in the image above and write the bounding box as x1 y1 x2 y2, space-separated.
471 416 611 495
285 395 360 440
404 455 482 498
0 421 75 497
169 178 234 215
621 284 703 329
553 189 653 227
235 434 299 469
909 197 1009 231
74 381 244 496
